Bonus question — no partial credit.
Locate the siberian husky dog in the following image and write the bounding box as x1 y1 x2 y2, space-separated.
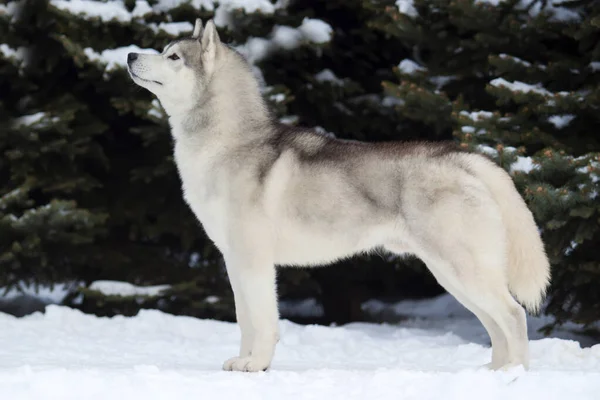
127 19 550 372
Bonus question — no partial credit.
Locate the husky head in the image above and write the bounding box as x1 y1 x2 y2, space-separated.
127 19 223 116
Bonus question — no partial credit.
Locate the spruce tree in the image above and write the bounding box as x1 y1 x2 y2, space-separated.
1 0 107 293
1 0 231 317
373 0 600 329
2 0 453 322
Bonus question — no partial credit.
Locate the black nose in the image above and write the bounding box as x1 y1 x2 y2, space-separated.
127 53 138 63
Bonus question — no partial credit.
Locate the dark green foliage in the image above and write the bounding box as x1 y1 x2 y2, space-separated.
1 0 444 322
1 0 228 316
374 0 600 329
2 0 598 332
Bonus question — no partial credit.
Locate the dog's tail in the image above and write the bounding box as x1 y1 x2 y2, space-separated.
463 153 551 314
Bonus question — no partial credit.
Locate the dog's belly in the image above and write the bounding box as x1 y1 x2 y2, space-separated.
273 221 391 266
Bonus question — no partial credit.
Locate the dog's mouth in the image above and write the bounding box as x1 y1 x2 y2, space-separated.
129 70 163 86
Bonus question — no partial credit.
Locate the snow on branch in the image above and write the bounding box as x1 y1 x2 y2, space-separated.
459 110 494 121
315 69 344 86
214 0 275 27
236 18 333 64
89 280 171 297
0 44 26 64
490 78 552 96
548 114 575 129
50 0 278 25
398 59 425 75
395 0 417 18
475 0 580 22
490 78 571 100
51 0 133 22
153 0 215 13
498 53 532 67
148 22 194 36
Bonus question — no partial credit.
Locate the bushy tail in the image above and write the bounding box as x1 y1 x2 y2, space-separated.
463 154 551 314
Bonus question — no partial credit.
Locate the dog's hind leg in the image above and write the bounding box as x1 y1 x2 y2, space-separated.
424 254 512 369
386 244 509 369
454 274 529 370
411 240 529 370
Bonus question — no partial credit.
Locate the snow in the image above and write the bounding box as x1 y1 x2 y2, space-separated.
84 45 158 75
382 96 405 107
204 296 220 304
0 1 19 16
235 37 272 64
149 21 194 36
477 144 498 157
461 126 476 134
521 0 580 22
396 0 417 18
511 156 535 173
153 0 215 12
298 18 333 44
548 114 575 129
51 0 277 26
398 59 425 74
131 0 152 18
52 0 331 74
236 19 332 65
51 0 132 22
314 69 343 85
475 0 502 5
88 280 170 297
271 19 332 50
0 44 25 61
214 0 275 28
13 112 46 127
279 115 299 125
1 294 599 400
475 1 581 22
269 93 286 103
429 75 455 89
490 78 552 96
272 25 304 50
460 110 493 121
148 99 164 119
498 53 532 67
589 62 600 72
1 283 71 304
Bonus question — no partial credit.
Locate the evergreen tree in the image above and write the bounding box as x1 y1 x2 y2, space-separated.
1 0 231 318
373 0 600 329
1 0 107 292
4 0 597 331
2 0 440 322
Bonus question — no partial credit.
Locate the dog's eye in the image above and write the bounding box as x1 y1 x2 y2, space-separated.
168 54 180 61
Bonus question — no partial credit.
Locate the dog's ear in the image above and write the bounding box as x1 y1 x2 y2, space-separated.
192 18 203 39
201 19 220 60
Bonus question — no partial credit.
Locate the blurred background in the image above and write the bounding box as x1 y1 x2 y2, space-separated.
0 0 598 340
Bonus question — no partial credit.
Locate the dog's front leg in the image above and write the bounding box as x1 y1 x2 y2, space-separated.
222 246 279 372
224 264 254 359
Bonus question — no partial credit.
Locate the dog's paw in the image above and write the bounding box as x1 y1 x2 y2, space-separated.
222 356 270 372
480 361 500 370
480 361 528 371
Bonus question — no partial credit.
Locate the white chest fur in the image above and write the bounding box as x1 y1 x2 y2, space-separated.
173 141 230 252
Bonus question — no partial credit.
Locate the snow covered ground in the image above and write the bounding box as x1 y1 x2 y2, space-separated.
1 294 599 400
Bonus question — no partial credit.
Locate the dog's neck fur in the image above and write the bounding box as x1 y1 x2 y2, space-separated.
168 48 271 146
